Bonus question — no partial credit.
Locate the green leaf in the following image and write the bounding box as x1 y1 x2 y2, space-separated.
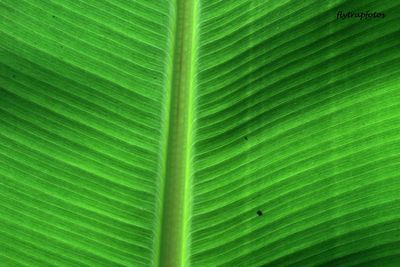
0 0 172 266
1 0 400 267
190 0 400 266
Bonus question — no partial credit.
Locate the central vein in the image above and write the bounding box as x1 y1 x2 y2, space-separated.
158 0 197 266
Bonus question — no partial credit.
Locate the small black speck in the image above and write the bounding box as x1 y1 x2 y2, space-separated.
257 210 263 216
52 15 56 18
244 136 248 140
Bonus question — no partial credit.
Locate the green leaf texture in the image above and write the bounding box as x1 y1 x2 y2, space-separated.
190 0 400 266
0 1 173 266
1 0 400 266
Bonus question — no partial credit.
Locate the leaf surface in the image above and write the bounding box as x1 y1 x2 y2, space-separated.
0 1 173 266
1 0 400 266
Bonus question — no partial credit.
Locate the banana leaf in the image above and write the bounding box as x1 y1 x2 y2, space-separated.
1 0 400 266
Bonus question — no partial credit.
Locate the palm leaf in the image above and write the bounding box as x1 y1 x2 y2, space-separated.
1 0 400 266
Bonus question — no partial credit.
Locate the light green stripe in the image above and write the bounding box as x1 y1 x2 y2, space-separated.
158 0 197 266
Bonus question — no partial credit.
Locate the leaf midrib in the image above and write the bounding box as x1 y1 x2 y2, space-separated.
157 0 197 266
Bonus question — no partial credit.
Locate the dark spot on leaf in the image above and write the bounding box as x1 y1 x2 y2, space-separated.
52 15 56 18
244 136 248 140
12 74 16 78
257 210 263 216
